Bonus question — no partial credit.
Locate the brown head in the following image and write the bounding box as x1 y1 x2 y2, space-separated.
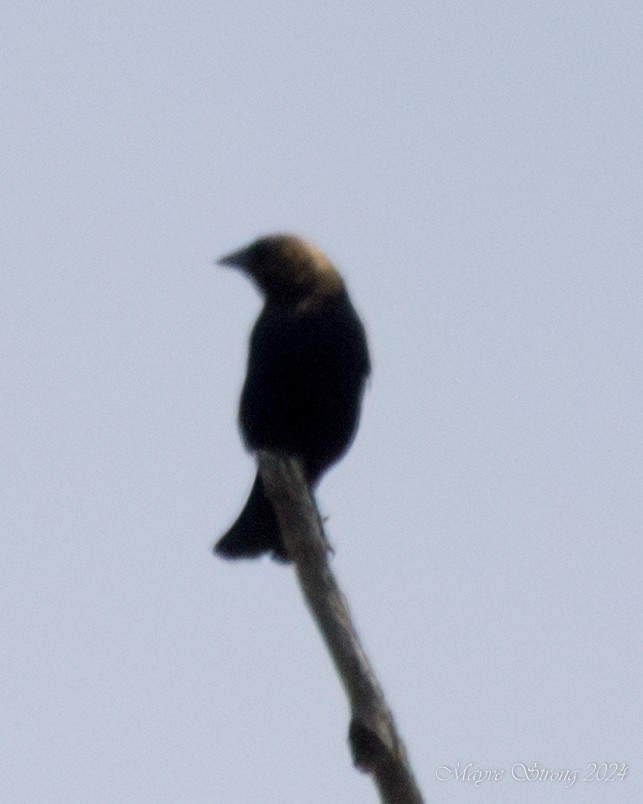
218 234 344 304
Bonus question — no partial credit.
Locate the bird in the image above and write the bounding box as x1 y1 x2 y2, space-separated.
215 234 371 561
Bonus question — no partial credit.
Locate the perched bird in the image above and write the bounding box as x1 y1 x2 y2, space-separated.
215 234 370 561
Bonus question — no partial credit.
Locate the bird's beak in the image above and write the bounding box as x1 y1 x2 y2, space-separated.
217 247 248 269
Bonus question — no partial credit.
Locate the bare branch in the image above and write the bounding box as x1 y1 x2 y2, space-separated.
258 451 424 804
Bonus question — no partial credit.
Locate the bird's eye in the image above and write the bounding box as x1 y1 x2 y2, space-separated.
252 241 272 263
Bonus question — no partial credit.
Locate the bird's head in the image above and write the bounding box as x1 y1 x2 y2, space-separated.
218 234 343 303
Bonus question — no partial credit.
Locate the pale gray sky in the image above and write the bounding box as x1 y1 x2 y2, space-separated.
2 2 642 802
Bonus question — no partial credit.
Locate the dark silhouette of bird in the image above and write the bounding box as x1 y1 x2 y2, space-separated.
215 234 370 561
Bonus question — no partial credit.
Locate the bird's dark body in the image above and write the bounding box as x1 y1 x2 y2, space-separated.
215 234 370 561
241 294 369 480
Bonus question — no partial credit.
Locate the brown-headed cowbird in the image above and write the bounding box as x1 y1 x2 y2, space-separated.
215 234 370 561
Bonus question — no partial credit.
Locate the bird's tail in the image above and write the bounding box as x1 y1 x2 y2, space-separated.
214 471 289 562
